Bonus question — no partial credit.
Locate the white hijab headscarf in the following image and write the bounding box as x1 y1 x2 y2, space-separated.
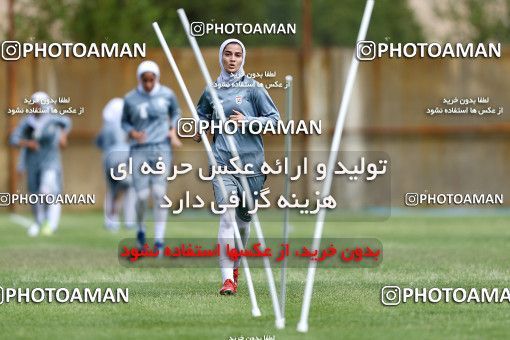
27 91 54 137
137 60 161 96
217 39 246 85
102 98 124 126
31 91 54 113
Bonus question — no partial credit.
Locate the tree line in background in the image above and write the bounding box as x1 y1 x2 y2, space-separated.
10 0 510 47
437 0 510 43
12 0 423 47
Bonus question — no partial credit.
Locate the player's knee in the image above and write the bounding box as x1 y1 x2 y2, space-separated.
136 188 150 201
151 184 166 201
39 170 59 195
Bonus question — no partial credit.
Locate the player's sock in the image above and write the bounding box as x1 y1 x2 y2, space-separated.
107 214 120 232
135 188 149 230
32 203 48 236
152 187 168 244
234 214 251 270
39 170 59 235
153 217 166 258
123 187 137 229
151 184 168 255
154 220 166 243
218 212 235 282
236 215 251 246
104 190 113 228
47 203 61 232
32 202 45 226
109 194 123 231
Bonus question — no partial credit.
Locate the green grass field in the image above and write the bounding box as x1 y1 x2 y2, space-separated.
0 212 509 339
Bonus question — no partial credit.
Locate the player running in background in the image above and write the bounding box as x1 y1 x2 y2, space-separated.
10 91 72 237
95 97 137 232
122 60 182 253
194 39 280 295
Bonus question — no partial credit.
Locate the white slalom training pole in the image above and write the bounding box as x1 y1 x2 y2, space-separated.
176 9 285 330
296 0 375 333
152 22 261 318
10 214 32 229
280 75 293 319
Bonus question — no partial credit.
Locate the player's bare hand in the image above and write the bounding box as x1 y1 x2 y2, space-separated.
193 132 202 143
168 128 183 148
24 140 40 151
230 110 246 126
171 138 183 148
59 133 68 148
130 130 146 143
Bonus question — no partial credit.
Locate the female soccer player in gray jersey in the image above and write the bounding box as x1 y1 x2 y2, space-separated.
122 61 182 252
10 91 72 237
195 39 280 295
96 98 136 232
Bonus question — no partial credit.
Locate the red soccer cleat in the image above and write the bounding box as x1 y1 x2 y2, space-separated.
233 267 239 284
219 279 237 295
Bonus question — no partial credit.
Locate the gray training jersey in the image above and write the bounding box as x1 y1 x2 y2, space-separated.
121 85 181 146
10 114 72 173
196 76 280 175
96 121 130 170
96 122 129 153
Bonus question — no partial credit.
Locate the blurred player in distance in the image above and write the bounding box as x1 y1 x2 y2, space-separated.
10 91 72 236
95 97 137 232
195 39 280 295
121 60 182 253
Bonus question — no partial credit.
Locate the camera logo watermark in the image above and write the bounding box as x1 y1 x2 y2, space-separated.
190 22 296 37
0 193 11 207
1 41 145 60
381 286 510 306
381 286 401 306
178 118 197 137
190 22 206 36
404 193 419 207
404 192 503 207
1 41 21 60
356 41 377 61
356 41 501 61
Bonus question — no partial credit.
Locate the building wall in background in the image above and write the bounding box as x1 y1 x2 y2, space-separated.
1 48 508 211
